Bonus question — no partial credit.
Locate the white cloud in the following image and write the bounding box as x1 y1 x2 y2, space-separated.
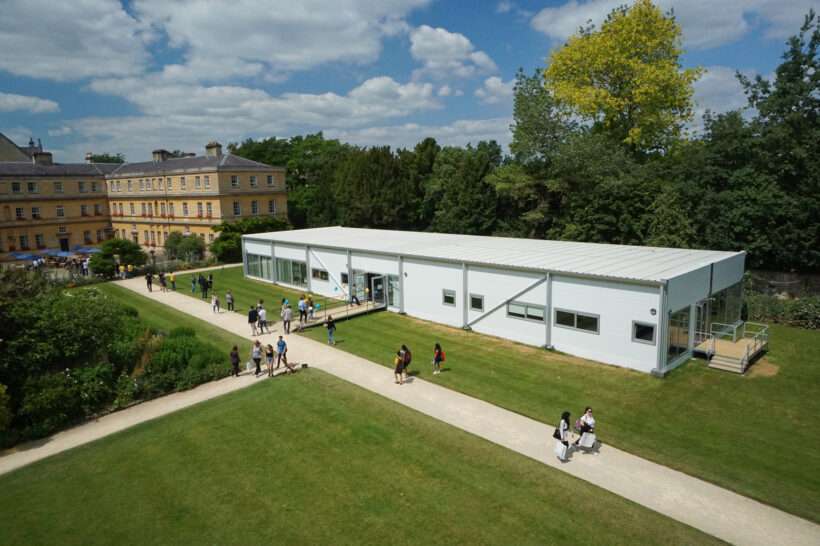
497 1 513 13
132 0 429 81
60 75 440 161
410 25 498 80
475 76 515 104
47 126 73 137
326 117 513 150
0 0 150 81
0 92 59 113
531 0 818 50
438 85 452 96
689 65 756 132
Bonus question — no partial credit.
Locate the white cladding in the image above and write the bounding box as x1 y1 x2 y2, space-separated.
244 240 270 256
242 228 746 374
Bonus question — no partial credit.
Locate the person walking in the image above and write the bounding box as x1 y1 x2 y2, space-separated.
275 336 295 374
265 344 275 377
229 345 241 377
250 340 263 377
199 274 209 299
574 407 596 448
432 343 445 375
212 294 220 313
248 305 259 336
169 271 176 291
298 295 307 323
393 350 404 384
158 272 167 292
554 411 572 462
282 304 292 335
307 296 315 320
226 289 234 312
258 306 269 334
191 275 197 293
325 315 336 345
127 263 134 278
145 271 153 292
401 344 412 381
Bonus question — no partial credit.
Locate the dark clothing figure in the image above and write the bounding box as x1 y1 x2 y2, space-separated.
229 348 240 377
145 273 153 292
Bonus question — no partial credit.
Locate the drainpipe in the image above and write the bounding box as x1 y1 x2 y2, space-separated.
462 262 469 329
241 237 248 276
398 255 405 314
270 241 276 283
305 245 312 292
545 272 552 349
652 281 668 377
346 249 352 303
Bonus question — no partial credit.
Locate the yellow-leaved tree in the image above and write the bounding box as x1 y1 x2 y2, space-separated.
544 0 703 151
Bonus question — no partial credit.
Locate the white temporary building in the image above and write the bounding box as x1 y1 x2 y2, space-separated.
242 227 747 375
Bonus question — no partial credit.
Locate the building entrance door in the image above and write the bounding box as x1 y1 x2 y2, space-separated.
370 275 386 307
59 238 69 251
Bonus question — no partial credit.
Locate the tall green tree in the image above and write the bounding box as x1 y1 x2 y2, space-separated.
544 0 702 151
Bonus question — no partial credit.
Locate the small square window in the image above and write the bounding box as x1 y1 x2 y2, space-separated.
54 181 63 193
267 175 274 186
555 310 575 328
576 314 599 333
11 182 21 193
632 322 656 345
507 302 526 319
27 182 38 193
442 289 456 306
469 294 484 312
341 272 349 284
312 268 329 281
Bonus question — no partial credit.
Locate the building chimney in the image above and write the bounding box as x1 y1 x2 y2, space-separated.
152 149 170 162
85 152 93 164
32 152 53 165
205 141 222 158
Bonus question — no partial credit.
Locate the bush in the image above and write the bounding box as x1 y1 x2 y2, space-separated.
0 384 10 433
89 239 147 278
745 293 820 329
19 372 83 438
113 374 138 409
165 232 206 261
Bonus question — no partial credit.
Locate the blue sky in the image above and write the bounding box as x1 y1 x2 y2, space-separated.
0 0 816 162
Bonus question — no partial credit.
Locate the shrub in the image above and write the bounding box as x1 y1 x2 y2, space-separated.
113 374 138 409
745 293 820 329
89 239 147 278
19 372 83 438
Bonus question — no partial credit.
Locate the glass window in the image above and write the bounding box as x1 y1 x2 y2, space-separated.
168 203 175 216
507 302 527 319
167 177 172 190
129 203 135 215
160 203 166 216
341 272 349 284
15 207 24 219
250 175 257 187
208 233 214 243
139 179 144 191
251 200 258 215
56 205 64 217
470 294 484 312
118 203 123 215
180 176 187 189
667 307 690 365
273 258 307 287
507 301 544 322
206 202 212 216
127 180 133 191
233 201 241 216
197 202 203 217
11 182 21 193
204 175 210 189
81 204 89 216
54 181 63 193
78 181 86 193
35 234 44 248
94 204 102 215
388 274 400 307
27 182 38 193
31 207 41 219
576 313 598 333
292 261 307 286
91 181 98 192
231 175 239 188
182 202 189 216
84 230 92 243
442 289 456 306
267 175 274 186
632 322 656 345
268 199 276 214
19 235 29 248
312 268 329 281
195 176 201 189
555 310 574 327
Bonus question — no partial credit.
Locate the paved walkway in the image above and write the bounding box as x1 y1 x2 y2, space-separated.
3 278 819 546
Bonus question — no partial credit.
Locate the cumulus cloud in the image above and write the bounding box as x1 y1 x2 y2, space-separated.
326 117 513 150
0 92 59 113
475 76 515 104
410 25 497 80
0 0 151 81
531 0 818 50
47 126 74 137
132 0 429 81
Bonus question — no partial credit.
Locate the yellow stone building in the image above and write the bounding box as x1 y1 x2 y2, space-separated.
0 147 118 255
106 142 287 249
0 135 287 260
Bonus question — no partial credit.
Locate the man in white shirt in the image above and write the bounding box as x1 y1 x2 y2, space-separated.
258 307 268 334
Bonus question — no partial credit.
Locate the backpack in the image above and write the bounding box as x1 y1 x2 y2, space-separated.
404 350 412 365
440 351 446 362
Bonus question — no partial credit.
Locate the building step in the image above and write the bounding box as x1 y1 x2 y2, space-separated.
709 355 745 373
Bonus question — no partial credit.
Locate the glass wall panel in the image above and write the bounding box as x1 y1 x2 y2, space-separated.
388 275 400 307
710 281 743 326
276 258 292 284
667 306 691 365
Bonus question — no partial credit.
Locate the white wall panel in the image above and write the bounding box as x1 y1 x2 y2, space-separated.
275 243 306 261
308 248 349 299
403 258 462 328
667 265 710 312
244 239 271 256
467 266 547 347
351 252 399 275
551 275 660 373
712 253 745 293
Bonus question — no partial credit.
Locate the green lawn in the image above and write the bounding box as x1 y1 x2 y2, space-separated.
95 283 252 355
302 312 820 523
174 266 346 317
0 370 719 546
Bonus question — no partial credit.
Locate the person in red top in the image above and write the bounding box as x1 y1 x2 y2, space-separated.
432 343 445 375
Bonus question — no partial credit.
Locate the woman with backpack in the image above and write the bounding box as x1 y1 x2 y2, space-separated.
432 343 445 375
393 350 404 385
553 411 571 462
400 344 412 381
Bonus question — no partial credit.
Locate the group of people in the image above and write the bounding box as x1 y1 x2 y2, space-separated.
247 300 271 335
230 337 297 378
117 263 136 279
144 271 177 292
193 273 213 299
554 407 597 461
392 343 446 385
